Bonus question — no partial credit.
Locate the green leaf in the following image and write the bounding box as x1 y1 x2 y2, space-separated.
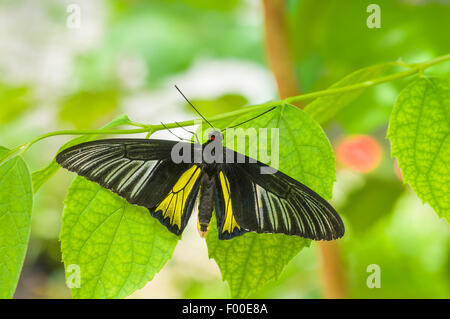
388 77 450 221
304 63 396 124
0 147 33 298
60 177 179 298
204 104 336 297
0 144 28 167
32 115 132 192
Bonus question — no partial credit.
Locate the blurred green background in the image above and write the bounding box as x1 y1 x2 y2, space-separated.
0 0 448 298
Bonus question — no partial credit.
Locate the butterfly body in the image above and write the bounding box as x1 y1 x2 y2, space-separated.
56 131 344 241
197 168 216 237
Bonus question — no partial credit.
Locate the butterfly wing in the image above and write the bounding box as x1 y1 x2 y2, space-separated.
56 138 202 235
218 161 344 241
214 170 248 240
151 164 202 235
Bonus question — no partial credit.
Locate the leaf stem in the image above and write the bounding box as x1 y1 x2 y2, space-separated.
284 54 450 107
4 103 274 162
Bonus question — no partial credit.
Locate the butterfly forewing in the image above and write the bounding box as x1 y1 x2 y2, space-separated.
56 139 202 236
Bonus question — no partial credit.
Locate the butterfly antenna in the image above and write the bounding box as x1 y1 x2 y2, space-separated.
221 106 277 131
160 121 192 142
175 121 200 144
174 85 214 128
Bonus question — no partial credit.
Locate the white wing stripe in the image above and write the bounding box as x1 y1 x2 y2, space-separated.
76 151 122 173
104 159 131 185
116 161 145 192
130 160 159 199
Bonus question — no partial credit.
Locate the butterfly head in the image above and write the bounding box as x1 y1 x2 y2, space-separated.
207 130 223 143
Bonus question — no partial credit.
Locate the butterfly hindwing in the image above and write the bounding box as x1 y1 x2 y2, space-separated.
214 170 248 240
151 165 202 235
220 160 345 241
56 138 201 236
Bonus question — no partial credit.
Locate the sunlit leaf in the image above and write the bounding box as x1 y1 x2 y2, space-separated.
60 177 179 298
387 77 450 221
0 147 33 298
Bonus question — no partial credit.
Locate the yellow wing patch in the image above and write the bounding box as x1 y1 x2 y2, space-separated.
219 171 241 234
156 165 201 229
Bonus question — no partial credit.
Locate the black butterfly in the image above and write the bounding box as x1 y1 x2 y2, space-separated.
56 128 344 241
57 86 344 241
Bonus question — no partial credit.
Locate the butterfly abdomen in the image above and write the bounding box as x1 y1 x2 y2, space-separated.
197 170 216 238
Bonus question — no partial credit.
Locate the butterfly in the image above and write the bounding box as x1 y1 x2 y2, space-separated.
56 88 344 241
56 130 344 241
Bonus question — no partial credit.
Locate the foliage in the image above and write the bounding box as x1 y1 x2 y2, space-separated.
0 0 448 299
0 147 33 298
1 55 450 298
60 177 179 298
388 77 450 221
